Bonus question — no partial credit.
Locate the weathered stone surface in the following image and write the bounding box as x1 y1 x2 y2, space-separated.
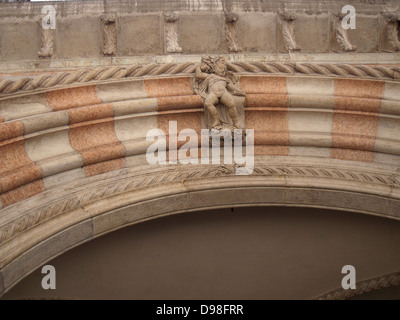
348 14 380 53
57 16 102 59
118 15 162 55
291 13 330 53
236 13 277 53
91 186 189 236
179 13 221 53
0 18 40 61
43 168 86 190
286 188 390 216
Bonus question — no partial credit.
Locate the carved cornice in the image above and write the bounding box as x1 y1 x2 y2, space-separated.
1 61 400 97
0 163 398 246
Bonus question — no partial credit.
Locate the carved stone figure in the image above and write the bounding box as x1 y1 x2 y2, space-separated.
194 56 245 131
332 13 356 52
101 15 117 56
38 21 54 58
380 12 400 52
164 12 182 53
224 12 242 53
279 13 301 52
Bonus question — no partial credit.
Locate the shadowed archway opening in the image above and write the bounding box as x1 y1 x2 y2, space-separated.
3 206 400 300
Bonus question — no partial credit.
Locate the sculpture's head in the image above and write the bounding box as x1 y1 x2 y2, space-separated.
214 59 227 77
200 56 227 77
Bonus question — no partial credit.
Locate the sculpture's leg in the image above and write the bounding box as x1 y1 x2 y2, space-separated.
204 93 222 130
221 92 240 129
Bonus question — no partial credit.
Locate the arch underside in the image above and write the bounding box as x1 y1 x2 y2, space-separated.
0 68 400 297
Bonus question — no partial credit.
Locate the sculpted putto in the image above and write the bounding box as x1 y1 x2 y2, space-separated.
194 56 245 130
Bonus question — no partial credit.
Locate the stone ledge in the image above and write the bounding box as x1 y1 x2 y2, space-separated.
1 53 400 74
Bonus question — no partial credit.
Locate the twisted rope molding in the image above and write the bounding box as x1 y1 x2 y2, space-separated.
1 61 400 96
316 271 400 300
0 163 398 248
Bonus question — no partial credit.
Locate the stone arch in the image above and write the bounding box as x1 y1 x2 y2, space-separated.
0 68 399 296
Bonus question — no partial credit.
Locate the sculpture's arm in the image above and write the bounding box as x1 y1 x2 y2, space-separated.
195 65 209 81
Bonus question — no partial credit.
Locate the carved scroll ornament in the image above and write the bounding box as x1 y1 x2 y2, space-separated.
332 13 356 52
164 12 182 53
38 20 54 58
224 12 242 53
280 13 301 52
101 14 118 56
381 12 400 52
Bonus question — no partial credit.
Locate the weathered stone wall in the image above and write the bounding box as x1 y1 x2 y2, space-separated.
0 0 399 62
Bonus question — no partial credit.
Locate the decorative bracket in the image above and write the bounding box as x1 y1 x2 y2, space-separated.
279 13 301 52
37 19 54 58
224 12 242 53
164 12 182 53
101 14 118 56
380 12 400 52
332 13 356 52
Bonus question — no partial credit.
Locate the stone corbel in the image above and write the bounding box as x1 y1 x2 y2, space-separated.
38 19 54 58
164 12 182 53
332 13 356 52
380 12 400 52
101 14 118 56
224 12 242 53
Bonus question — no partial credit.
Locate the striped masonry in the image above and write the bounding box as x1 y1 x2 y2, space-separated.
286 77 335 158
331 79 384 162
0 140 44 206
241 76 289 156
0 93 51 121
146 77 202 161
0 75 398 208
374 81 400 165
0 77 204 206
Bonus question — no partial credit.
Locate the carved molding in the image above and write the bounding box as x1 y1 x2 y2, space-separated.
332 14 356 52
164 12 182 53
279 14 301 52
0 162 398 245
316 270 400 300
37 22 54 58
101 14 117 56
1 61 400 96
380 12 400 52
224 12 242 53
